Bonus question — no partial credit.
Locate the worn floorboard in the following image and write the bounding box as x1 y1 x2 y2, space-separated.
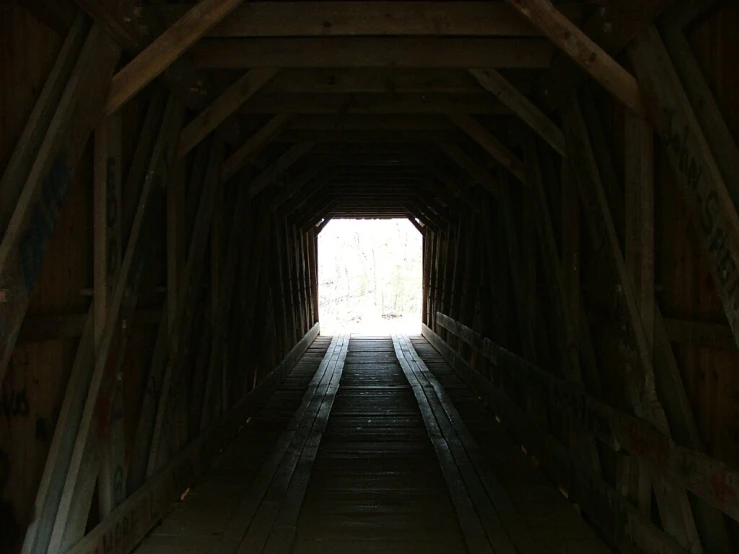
132 333 611 554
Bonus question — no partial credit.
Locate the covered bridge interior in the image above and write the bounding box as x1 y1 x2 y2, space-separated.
2 1 739 553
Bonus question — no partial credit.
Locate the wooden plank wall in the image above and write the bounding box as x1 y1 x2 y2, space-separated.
422 3 739 552
0 6 319 553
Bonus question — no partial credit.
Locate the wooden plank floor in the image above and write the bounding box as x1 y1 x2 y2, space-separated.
291 336 467 554
132 333 611 554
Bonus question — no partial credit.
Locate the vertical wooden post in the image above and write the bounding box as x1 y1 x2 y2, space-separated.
622 111 655 515
48 95 184 554
167 161 186 334
94 113 126 516
564 97 702 552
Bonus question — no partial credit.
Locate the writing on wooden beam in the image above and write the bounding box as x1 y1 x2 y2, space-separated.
631 27 739 351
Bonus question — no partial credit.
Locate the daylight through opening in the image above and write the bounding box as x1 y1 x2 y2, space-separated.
318 219 422 335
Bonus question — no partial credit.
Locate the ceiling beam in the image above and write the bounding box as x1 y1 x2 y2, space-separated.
448 114 526 183
190 38 554 69
221 114 290 182
469 68 566 156
262 68 501 95
268 166 324 212
249 143 315 198
177 68 279 158
504 0 646 115
278 115 456 132
105 0 245 114
73 0 212 110
437 143 501 197
274 129 467 144
541 0 675 109
239 93 509 115
154 2 586 38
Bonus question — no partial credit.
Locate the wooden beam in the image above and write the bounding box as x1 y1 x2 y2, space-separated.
275 129 466 144
504 0 646 115
663 318 736 350
93 112 126 517
239 93 509 115
249 143 316 198
22 0 77 36
269 166 323 212
146 138 226 476
46 97 184 553
73 0 212 110
105 0 245 114
154 2 585 38
407 216 424 234
541 0 675 110
468 68 566 156
66 323 320 554
0 13 88 234
279 174 334 218
564 97 703 550
524 140 584 384
623 113 656 516
422 323 689 554
284 115 455 132
0 25 120 394
315 218 330 234
437 143 500 197
222 114 291 182
17 310 160 343
630 26 739 352
448 114 525 183
262 68 497 95
663 0 720 29
20 92 163 554
177 68 279 158
433 313 739 527
659 16 739 208
191 38 555 69
625 40 731 547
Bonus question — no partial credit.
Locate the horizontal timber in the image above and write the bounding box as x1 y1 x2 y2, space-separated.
422 323 690 554
154 2 586 37
239 93 510 115
191 38 555 69
435 312 739 523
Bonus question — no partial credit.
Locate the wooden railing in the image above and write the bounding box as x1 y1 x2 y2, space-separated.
425 313 739 554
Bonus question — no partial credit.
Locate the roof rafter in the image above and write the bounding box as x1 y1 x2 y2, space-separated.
504 0 646 115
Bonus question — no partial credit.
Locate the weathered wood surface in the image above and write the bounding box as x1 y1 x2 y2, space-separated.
72 0 212 110
127 335 612 554
409 334 612 554
468 68 565 156
0 13 88 234
46 97 184 553
631 26 739 352
0 24 120 394
154 2 585 38
190 38 555 69
504 0 645 114
540 0 674 110
422 323 691 554
435 312 739 523
177 68 279 158
68 323 321 554
105 0 245 114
